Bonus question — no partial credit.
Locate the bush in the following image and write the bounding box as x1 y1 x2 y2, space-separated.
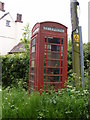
2 53 29 88
67 41 90 80
2 42 89 88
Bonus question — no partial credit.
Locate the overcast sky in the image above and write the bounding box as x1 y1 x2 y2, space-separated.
1 0 89 43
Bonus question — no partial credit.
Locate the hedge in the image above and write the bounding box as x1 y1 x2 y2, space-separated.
2 42 89 88
2 53 29 88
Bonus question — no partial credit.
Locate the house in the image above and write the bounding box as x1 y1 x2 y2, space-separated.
8 42 25 54
0 2 24 55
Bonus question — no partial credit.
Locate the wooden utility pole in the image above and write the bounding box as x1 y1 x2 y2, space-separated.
70 0 84 87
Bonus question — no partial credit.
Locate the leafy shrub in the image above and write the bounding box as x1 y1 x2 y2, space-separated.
2 53 29 88
83 42 90 72
2 41 89 88
67 41 90 81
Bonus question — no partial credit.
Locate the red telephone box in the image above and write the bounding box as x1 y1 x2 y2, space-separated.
29 21 67 93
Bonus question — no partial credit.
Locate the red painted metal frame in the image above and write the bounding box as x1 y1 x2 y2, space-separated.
34 36 36 91
28 40 32 94
29 21 67 94
44 39 47 92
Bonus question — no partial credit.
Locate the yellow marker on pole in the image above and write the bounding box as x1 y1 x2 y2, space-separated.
73 34 79 42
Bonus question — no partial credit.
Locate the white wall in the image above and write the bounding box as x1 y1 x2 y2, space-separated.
0 11 23 55
15 22 24 45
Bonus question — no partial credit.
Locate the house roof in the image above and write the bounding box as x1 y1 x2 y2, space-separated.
9 42 25 54
0 12 9 20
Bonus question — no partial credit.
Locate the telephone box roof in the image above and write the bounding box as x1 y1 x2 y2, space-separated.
32 21 67 30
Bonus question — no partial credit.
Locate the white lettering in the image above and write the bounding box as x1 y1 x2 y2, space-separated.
43 26 64 33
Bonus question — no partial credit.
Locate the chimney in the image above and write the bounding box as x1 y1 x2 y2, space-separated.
15 13 23 23
0 2 5 12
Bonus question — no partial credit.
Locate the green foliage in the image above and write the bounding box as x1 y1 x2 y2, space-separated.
20 23 31 58
67 39 73 77
2 39 89 89
2 84 89 119
83 42 90 73
2 36 89 119
67 40 89 79
2 53 29 89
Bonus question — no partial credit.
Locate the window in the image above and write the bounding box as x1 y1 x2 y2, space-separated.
56 46 60 51
61 76 62 82
47 60 60 67
61 46 63 52
50 45 60 52
45 37 47 43
48 44 51 50
47 52 60 59
47 68 59 74
48 37 60 44
31 67 34 73
31 53 35 59
6 20 10 27
32 46 35 53
32 39 35 46
47 76 59 82
61 38 63 44
61 53 63 59
31 61 35 67
61 68 63 74
61 61 63 67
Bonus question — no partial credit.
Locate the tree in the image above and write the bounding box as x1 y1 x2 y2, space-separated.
20 23 31 58
67 39 73 78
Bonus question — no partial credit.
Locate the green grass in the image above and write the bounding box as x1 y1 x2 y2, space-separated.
2 85 89 119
